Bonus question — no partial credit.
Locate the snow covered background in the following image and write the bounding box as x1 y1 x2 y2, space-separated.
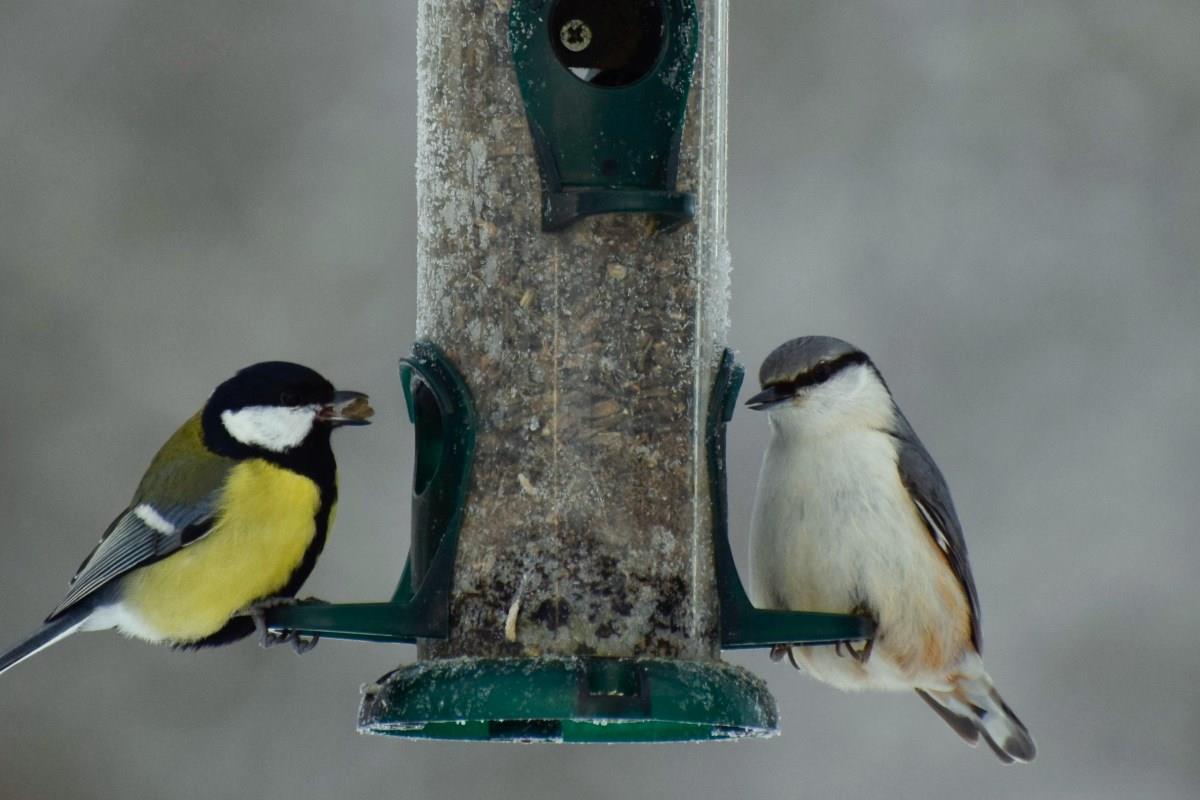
1 2 1197 798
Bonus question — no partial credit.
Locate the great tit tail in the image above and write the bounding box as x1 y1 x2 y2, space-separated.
0 605 90 677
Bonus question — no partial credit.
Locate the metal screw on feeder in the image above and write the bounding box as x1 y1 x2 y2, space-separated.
264 0 873 743
560 20 591 53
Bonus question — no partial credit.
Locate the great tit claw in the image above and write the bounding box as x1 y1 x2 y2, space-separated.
246 597 323 654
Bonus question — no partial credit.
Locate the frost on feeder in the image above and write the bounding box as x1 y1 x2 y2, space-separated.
265 0 872 743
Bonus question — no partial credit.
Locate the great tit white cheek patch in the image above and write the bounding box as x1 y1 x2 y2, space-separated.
220 405 318 452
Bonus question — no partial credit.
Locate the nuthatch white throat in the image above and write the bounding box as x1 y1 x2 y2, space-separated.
746 336 1035 763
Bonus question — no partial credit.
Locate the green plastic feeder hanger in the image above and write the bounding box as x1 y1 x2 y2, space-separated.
509 0 699 230
265 346 874 743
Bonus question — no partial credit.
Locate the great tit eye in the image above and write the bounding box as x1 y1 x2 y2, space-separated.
279 391 300 406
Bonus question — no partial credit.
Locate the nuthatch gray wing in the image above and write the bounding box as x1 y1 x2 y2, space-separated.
746 336 1035 763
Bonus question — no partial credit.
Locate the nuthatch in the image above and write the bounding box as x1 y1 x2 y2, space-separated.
747 336 1035 763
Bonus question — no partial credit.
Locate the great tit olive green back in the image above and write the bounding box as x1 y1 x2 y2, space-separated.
0 361 373 675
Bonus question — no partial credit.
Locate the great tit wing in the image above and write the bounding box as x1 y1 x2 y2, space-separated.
47 413 235 620
49 499 219 618
891 411 983 652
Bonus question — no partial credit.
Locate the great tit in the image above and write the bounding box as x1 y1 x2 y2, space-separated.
0 361 373 675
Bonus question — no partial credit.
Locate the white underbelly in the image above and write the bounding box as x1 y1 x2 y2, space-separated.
748 430 970 690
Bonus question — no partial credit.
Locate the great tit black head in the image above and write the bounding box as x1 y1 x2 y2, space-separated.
202 361 374 458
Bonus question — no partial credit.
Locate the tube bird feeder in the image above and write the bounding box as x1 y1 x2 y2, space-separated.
266 0 872 743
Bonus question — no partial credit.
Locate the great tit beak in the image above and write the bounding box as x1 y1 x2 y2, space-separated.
321 390 374 426
745 384 793 411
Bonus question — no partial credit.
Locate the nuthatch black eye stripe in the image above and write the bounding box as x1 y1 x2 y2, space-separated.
774 351 871 396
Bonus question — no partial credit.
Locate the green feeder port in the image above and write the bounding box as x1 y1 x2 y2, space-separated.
509 0 699 231
263 342 473 643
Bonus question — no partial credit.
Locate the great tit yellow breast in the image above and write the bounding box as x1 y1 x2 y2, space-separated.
120 459 322 643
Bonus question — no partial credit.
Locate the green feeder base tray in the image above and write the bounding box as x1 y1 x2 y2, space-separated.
358 657 778 743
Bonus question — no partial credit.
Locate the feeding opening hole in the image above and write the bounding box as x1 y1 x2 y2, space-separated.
549 0 666 87
411 379 443 497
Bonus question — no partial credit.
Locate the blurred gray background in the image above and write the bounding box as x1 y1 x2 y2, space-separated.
1 1 1197 798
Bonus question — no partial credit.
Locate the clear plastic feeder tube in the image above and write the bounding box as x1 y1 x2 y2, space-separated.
414 0 730 662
